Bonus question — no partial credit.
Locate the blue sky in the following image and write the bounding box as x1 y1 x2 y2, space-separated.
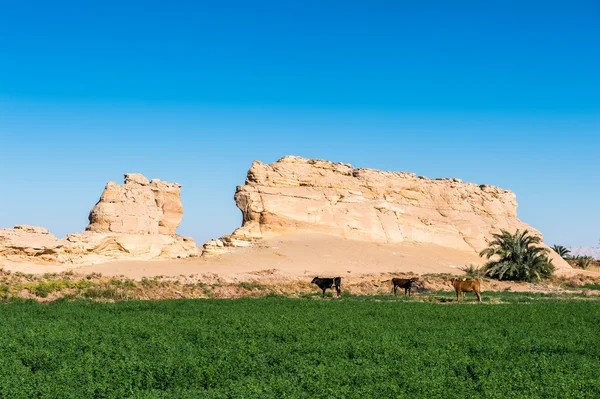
1 1 598 246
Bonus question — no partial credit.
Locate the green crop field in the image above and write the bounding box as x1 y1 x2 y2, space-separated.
1 295 599 398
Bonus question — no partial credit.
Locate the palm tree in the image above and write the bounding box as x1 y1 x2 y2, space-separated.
577 256 592 270
479 229 554 282
552 245 571 259
459 264 484 279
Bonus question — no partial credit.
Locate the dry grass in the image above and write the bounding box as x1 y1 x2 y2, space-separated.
1 267 600 302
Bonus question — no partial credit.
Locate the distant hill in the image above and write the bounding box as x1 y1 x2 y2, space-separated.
568 247 600 260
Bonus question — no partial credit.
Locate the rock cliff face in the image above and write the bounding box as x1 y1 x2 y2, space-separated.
230 156 531 251
204 156 569 272
0 174 198 265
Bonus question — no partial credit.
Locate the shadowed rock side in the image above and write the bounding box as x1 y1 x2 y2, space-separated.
0 174 198 265
203 156 571 274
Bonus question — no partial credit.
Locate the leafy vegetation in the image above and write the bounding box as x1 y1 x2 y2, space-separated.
552 244 571 259
237 281 265 291
458 264 485 279
577 256 593 270
480 229 554 282
0 297 598 398
562 255 598 269
580 283 600 291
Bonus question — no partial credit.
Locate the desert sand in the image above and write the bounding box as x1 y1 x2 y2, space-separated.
3 233 484 280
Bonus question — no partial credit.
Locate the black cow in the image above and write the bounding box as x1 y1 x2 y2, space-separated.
311 277 342 297
392 277 419 296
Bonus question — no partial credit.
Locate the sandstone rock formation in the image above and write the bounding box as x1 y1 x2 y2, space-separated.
62 231 197 264
0 174 198 265
87 174 183 235
203 156 571 273
0 225 64 262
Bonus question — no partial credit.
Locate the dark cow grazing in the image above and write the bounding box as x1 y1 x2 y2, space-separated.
392 277 419 296
450 278 482 303
311 277 342 297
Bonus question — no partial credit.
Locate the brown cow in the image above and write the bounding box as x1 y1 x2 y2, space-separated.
450 278 482 303
392 277 419 296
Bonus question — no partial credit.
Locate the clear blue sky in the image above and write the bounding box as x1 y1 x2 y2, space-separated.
1 1 598 247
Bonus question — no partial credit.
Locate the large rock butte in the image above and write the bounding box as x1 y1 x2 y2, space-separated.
0 174 198 265
203 156 570 273
87 173 184 235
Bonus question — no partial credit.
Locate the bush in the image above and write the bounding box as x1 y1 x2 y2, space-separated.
0 283 9 300
237 281 264 291
32 281 68 298
458 264 484 279
577 256 593 270
82 286 132 300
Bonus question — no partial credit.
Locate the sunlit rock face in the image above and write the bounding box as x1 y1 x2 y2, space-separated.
87 173 184 235
204 156 571 274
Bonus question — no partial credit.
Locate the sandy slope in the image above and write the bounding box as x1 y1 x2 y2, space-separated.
67 233 484 280
3 233 585 282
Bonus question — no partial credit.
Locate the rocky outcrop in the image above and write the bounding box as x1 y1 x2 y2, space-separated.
227 156 528 251
61 232 198 264
204 156 571 273
0 175 199 265
87 173 183 235
0 225 65 262
202 235 254 257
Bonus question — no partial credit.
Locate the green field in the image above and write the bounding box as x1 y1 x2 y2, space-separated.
1 295 599 398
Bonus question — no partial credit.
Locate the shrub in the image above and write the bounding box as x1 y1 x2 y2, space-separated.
237 281 264 291
480 229 554 282
577 256 593 270
32 281 69 298
109 278 137 289
0 283 9 300
82 286 132 300
458 264 484 279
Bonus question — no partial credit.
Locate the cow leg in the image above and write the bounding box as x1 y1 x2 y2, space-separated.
456 290 460 302
393 285 397 296
476 290 482 303
322 288 326 298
